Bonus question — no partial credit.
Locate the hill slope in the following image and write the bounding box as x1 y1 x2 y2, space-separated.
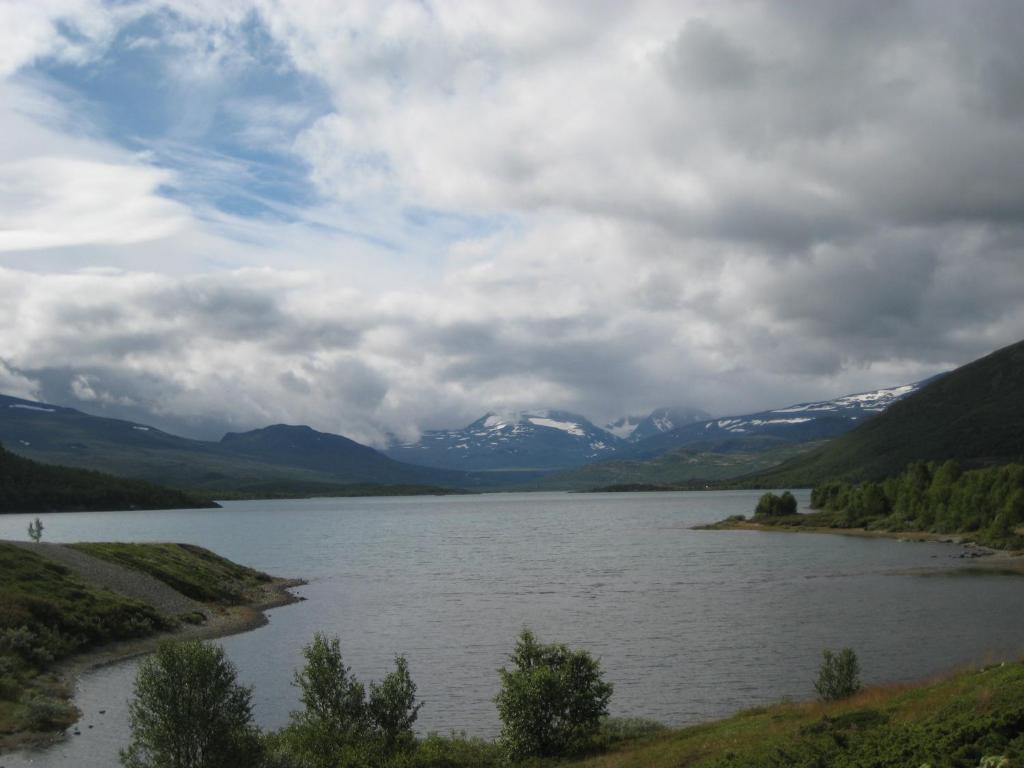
218 424 471 486
753 339 1024 486
0 394 473 493
0 442 217 512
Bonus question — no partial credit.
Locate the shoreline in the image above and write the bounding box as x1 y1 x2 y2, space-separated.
696 518 1024 574
2 577 306 752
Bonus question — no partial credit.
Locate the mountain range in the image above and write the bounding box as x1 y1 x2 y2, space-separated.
0 395 474 494
623 379 936 459
0 368 955 495
603 407 711 442
385 410 625 471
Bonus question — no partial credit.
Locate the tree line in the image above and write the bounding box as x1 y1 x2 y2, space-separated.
0 442 216 513
809 461 1024 547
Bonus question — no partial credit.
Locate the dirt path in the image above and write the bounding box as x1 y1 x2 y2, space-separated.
5 540 202 616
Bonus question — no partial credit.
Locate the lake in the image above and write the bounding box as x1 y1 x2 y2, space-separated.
3 490 1024 767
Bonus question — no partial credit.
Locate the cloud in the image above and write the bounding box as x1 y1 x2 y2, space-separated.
0 1 1022 442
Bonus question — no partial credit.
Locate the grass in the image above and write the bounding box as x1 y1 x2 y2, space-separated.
564 661 1024 768
0 543 174 742
70 542 273 605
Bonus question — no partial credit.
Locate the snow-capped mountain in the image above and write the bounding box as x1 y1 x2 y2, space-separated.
603 414 644 440
628 379 937 457
604 407 711 441
625 407 712 442
385 410 625 471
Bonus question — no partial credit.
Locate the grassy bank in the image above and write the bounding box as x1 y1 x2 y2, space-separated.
0 541 296 749
566 660 1024 768
70 542 273 605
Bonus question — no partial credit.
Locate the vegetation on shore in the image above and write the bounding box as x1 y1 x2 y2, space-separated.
113 629 1024 768
0 543 174 740
118 628 624 768
564 659 1024 768
0 443 218 513
705 462 1024 550
0 541 291 747
70 543 274 605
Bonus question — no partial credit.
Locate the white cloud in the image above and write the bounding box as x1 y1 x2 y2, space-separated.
0 1 1022 440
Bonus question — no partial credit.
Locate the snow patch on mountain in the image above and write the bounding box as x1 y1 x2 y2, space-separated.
528 417 586 436
8 404 55 413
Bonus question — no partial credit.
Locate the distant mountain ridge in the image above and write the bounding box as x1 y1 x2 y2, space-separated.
625 380 934 458
605 407 711 442
385 410 625 471
750 339 1024 486
0 394 472 493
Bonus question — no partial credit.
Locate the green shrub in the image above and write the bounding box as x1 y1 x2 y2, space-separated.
755 491 798 518
368 655 422 758
120 639 263 768
277 633 421 768
402 732 502 768
495 628 613 759
24 694 77 730
814 648 862 702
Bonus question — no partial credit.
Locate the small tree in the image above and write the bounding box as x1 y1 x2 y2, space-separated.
27 517 44 543
368 655 422 758
120 640 262 768
495 628 613 759
814 648 862 702
280 633 420 767
755 491 798 518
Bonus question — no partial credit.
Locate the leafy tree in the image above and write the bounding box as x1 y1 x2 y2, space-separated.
367 655 421 758
814 648 862 702
27 517 43 543
120 639 262 768
495 628 613 759
284 633 369 767
278 633 420 767
755 491 798 518
807 462 1024 548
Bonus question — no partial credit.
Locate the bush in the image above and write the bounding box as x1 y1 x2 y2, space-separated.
120 639 263 768
495 628 613 759
403 732 502 768
277 633 421 767
754 491 798 518
368 655 422 758
814 648 862 702
24 694 77 730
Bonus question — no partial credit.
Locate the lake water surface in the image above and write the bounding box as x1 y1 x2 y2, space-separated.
3 491 1024 767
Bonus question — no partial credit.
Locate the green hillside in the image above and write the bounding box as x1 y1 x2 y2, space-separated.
750 339 1024 486
0 395 474 494
0 443 218 513
532 441 826 491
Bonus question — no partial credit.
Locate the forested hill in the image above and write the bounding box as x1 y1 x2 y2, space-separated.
0 443 219 513
749 338 1024 486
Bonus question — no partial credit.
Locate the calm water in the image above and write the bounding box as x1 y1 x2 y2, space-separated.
3 491 1024 767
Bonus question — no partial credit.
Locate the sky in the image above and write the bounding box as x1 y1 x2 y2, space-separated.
1 0 1023 445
